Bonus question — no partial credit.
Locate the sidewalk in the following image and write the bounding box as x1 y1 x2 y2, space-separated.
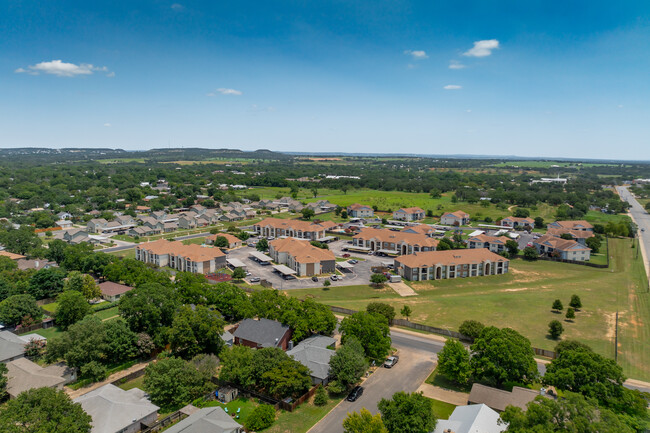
387 281 418 297
64 361 150 400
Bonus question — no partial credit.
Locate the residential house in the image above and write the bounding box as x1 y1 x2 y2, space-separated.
392 207 426 222
136 239 227 274
440 210 470 226
55 220 73 229
547 220 594 232
163 221 178 232
401 224 436 236
135 205 151 213
59 228 94 245
254 218 337 241
305 200 337 214
178 215 198 229
0 251 26 261
164 407 243 433
346 204 374 218
546 228 595 245
128 226 154 237
115 215 135 227
87 218 109 233
99 281 133 302
0 331 27 363
57 211 73 220
269 238 336 276
6 358 76 399
232 318 293 350
352 227 439 255
150 211 167 221
287 335 336 385
206 233 242 249
468 234 511 254
433 404 507 433
499 216 535 229
16 259 57 271
394 249 509 281
189 204 207 215
468 383 544 412
74 384 159 433
533 234 591 261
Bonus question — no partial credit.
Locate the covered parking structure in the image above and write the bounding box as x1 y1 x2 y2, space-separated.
249 251 273 263
336 261 354 273
273 264 297 279
226 258 247 270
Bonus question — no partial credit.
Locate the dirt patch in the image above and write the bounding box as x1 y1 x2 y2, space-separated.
503 288 530 292
605 312 616 340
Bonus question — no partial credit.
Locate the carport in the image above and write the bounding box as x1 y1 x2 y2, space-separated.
227 258 247 270
377 249 398 255
337 261 354 272
316 236 337 243
346 246 371 253
273 264 297 277
249 251 272 263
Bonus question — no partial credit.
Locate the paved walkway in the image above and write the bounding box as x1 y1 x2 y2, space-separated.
388 281 418 297
65 361 150 399
417 382 469 406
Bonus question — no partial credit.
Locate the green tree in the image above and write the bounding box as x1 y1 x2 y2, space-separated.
261 359 312 399
370 273 388 287
169 305 225 359
522 246 539 260
366 302 395 324
437 339 471 385
0 363 7 401
55 290 92 329
143 356 211 411
0 227 42 255
500 392 637 433
314 385 328 406
245 405 276 431
232 267 246 280
28 267 66 300
343 408 389 433
329 337 368 388
585 236 601 253
400 305 412 321
339 311 391 360
0 387 92 433
341 210 348 219
565 307 575 321
0 294 42 327
378 391 436 433
552 299 563 312
569 294 582 310
256 238 269 251
534 216 544 229
505 239 519 257
470 327 538 387
323 279 331 288
458 320 485 340
118 283 178 338
103 319 139 363
548 320 563 339
213 236 229 248
63 271 100 300
219 345 256 389
302 207 316 220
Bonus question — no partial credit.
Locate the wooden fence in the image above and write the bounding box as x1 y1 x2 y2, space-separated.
328 305 556 359
279 385 319 412
110 367 147 387
140 411 188 433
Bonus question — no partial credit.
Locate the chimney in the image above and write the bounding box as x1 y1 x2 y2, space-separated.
288 340 294 350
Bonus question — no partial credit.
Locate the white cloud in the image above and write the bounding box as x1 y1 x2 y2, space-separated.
617 104 623 109
443 85 462 90
15 60 110 77
404 50 428 60
463 39 500 57
106 71 115 78
104 123 112 127
449 60 466 69
207 88 243 96
171 3 184 10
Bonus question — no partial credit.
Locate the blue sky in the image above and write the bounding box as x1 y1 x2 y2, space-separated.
2 1 650 159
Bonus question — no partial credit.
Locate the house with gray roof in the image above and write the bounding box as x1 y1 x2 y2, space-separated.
468 383 544 412
433 404 506 433
74 384 159 433
287 335 336 385
6 358 76 398
164 406 243 433
0 331 26 363
232 318 293 351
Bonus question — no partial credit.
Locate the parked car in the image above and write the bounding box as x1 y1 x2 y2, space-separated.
349 259 358 264
346 386 364 402
249 277 261 283
342 253 351 258
330 275 338 281
260 261 271 266
311 276 318 282
384 355 399 368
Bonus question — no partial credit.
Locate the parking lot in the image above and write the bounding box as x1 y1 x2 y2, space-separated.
225 240 392 290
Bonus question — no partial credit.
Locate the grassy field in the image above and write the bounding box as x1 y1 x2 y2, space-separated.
117 375 145 391
287 238 650 380
266 395 345 433
491 160 618 168
107 249 136 259
428 398 457 420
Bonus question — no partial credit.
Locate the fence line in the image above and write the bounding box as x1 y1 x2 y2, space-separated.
327 305 556 359
140 411 187 433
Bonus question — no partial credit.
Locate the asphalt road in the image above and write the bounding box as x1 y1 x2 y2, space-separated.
616 186 650 278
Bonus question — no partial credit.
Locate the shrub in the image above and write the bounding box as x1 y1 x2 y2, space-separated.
458 320 485 340
245 404 276 431
314 385 328 406
548 320 564 339
80 361 108 382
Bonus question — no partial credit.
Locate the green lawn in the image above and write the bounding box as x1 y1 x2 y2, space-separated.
181 237 207 245
95 306 120 321
107 249 136 259
266 395 345 433
428 398 457 420
117 375 145 391
426 368 471 393
286 238 650 380
195 397 258 425
32 326 64 340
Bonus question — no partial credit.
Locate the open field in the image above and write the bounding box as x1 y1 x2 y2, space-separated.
96 158 147 164
107 249 136 259
287 238 650 380
491 160 619 168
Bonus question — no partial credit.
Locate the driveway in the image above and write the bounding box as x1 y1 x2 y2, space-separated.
309 333 436 433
